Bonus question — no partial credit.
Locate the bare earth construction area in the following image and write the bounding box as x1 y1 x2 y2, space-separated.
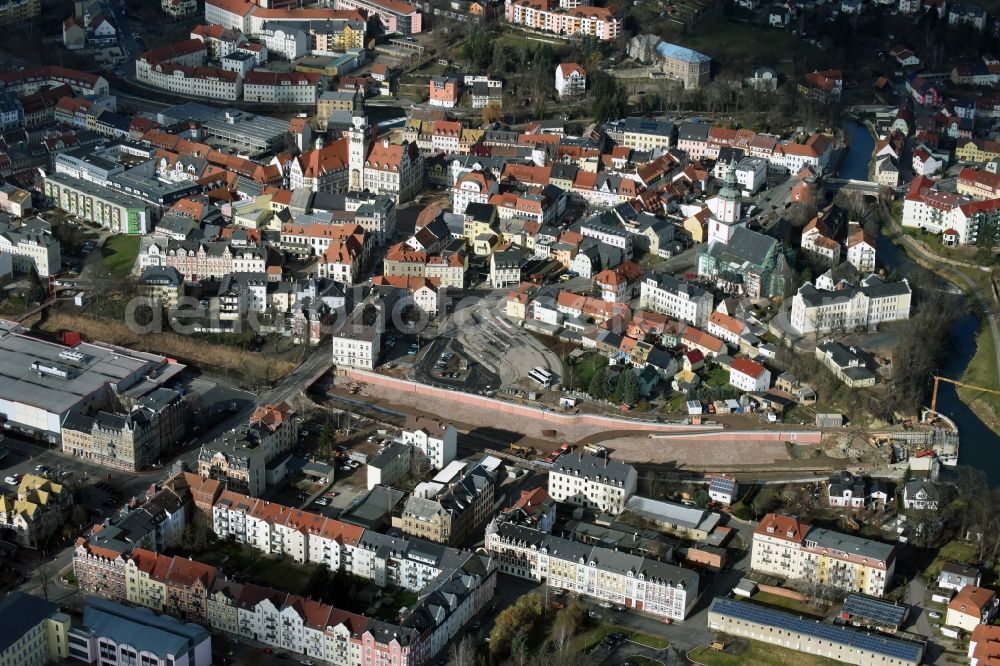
335 370 841 470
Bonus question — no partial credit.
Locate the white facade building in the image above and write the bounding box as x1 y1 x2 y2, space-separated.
789 275 912 334
331 301 383 370
639 273 713 326
400 416 457 471
555 62 586 97
548 453 637 513
486 521 697 621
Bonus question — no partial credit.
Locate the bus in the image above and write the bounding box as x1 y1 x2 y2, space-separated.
529 367 553 387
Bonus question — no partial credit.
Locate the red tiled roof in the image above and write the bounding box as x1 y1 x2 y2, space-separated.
731 356 766 379
755 513 810 542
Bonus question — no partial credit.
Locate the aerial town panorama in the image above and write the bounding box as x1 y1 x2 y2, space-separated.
0 0 999 664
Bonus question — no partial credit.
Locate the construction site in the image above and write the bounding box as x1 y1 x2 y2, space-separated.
311 367 963 483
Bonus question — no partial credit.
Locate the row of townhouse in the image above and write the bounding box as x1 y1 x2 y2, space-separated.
256 18 365 59
0 65 109 97
902 175 1000 245
209 487 488 595
75 540 494 665
751 512 896 597
675 122 834 174
485 520 698 621
139 237 268 281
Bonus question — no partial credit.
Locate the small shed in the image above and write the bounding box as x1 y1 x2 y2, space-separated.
734 578 758 598
686 400 703 415
816 413 844 428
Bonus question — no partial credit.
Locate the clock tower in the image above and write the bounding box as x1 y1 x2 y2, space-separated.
348 112 371 192
708 160 744 246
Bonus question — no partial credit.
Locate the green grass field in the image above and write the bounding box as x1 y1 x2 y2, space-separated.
571 625 669 654
193 541 314 596
750 591 822 617
703 364 730 388
575 352 608 389
100 235 140 278
689 641 840 666
958 306 1000 434
676 11 822 66
925 540 978 579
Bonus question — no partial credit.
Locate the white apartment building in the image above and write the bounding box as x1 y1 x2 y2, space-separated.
486 521 697 621
242 70 320 104
220 51 256 78
138 64 242 101
0 220 61 276
205 0 254 33
902 175 1000 245
548 453 637 513
789 275 912 334
752 513 896 597
258 24 308 60
580 219 633 254
400 415 457 470
639 273 713 326
452 170 498 216
555 62 586 97
846 230 877 273
331 301 383 370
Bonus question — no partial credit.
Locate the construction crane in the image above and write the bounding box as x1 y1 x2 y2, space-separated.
930 376 1000 415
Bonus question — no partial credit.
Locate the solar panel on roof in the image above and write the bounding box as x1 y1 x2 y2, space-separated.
710 477 736 493
710 598 922 662
842 594 908 627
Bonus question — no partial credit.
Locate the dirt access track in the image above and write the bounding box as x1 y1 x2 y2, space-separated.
337 369 826 467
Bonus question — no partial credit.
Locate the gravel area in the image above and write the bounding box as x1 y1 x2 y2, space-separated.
602 435 794 467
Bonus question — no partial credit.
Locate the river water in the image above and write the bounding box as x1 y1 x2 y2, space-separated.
839 122 1000 481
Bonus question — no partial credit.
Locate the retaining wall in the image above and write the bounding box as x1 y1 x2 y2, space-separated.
341 368 822 443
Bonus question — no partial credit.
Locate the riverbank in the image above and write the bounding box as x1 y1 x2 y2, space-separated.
881 210 1000 436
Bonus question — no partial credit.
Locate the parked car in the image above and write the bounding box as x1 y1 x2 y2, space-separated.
928 611 942 620
4 476 17 485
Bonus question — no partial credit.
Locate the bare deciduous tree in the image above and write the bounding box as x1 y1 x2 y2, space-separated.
447 635 476 666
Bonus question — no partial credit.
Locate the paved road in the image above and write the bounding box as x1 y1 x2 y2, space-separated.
259 345 332 406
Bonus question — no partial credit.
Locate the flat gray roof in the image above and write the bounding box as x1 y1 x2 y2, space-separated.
0 326 173 420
